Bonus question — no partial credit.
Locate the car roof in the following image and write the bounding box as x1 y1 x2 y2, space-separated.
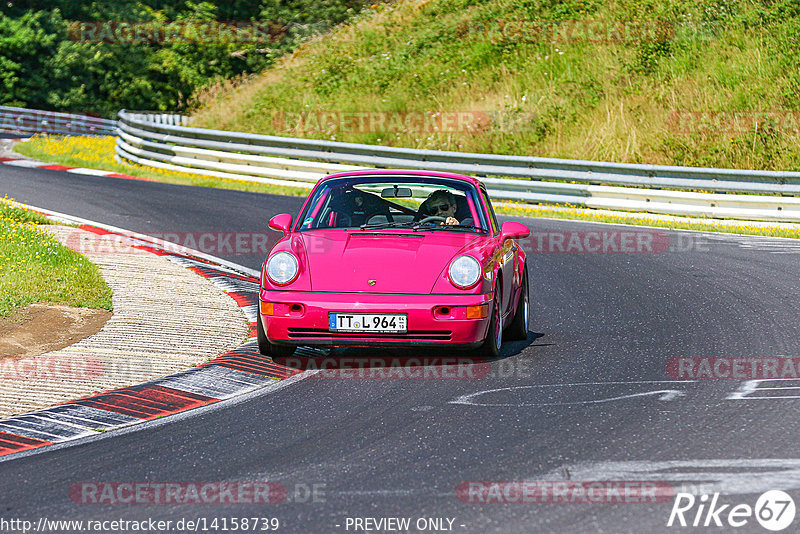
319 169 483 188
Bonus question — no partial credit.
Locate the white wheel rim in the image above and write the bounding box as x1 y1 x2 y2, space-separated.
494 296 502 349
523 284 529 328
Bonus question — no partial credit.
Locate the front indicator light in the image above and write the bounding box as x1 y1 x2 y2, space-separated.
260 301 274 315
466 304 488 319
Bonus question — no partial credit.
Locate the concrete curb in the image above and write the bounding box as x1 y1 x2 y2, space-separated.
0 207 300 458
0 152 153 183
0 225 250 417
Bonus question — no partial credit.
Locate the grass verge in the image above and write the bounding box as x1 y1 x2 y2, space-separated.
12 135 800 240
0 196 113 317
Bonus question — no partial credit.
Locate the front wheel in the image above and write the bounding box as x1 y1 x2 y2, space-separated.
505 265 529 341
257 309 295 358
473 289 502 359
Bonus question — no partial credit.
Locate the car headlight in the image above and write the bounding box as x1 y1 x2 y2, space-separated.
266 251 299 285
449 255 481 289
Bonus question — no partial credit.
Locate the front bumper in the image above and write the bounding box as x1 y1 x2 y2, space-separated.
260 289 492 348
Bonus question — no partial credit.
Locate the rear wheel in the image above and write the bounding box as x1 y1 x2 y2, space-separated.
257 309 295 358
473 288 502 358
505 265 529 341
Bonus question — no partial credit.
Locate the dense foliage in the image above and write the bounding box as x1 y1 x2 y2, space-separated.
192 0 800 171
0 0 371 116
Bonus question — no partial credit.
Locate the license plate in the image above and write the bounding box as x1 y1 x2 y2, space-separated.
329 313 407 333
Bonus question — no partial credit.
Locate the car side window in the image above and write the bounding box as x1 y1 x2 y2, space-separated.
480 187 499 234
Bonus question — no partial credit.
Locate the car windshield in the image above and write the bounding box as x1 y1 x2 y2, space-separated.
295 176 490 233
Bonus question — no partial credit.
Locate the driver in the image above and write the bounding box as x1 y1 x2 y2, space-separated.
423 190 459 225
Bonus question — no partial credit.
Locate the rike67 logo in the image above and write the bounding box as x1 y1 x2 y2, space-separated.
667 490 796 531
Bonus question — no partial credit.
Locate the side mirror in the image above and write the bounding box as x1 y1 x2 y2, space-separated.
499 221 530 242
268 213 293 236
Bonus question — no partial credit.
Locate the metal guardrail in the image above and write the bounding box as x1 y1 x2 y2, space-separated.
114 110 800 222
123 112 188 127
0 106 117 136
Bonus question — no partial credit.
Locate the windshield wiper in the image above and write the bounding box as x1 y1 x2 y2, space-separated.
358 221 418 230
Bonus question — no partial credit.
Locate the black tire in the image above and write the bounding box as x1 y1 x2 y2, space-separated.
473 288 502 359
505 265 529 341
257 308 295 358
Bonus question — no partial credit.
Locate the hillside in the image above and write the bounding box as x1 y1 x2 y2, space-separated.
191 0 800 171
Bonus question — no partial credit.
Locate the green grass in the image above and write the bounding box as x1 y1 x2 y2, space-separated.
191 0 800 172
0 197 113 317
14 135 311 198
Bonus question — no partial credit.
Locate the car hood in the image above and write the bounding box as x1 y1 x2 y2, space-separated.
300 230 482 293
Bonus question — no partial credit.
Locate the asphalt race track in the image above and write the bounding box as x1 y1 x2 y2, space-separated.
2 165 800 533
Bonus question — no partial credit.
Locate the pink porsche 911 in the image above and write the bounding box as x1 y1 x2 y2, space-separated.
257 170 530 358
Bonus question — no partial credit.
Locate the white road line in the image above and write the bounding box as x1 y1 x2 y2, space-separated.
65 168 117 176
3 159 48 168
11 200 261 278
